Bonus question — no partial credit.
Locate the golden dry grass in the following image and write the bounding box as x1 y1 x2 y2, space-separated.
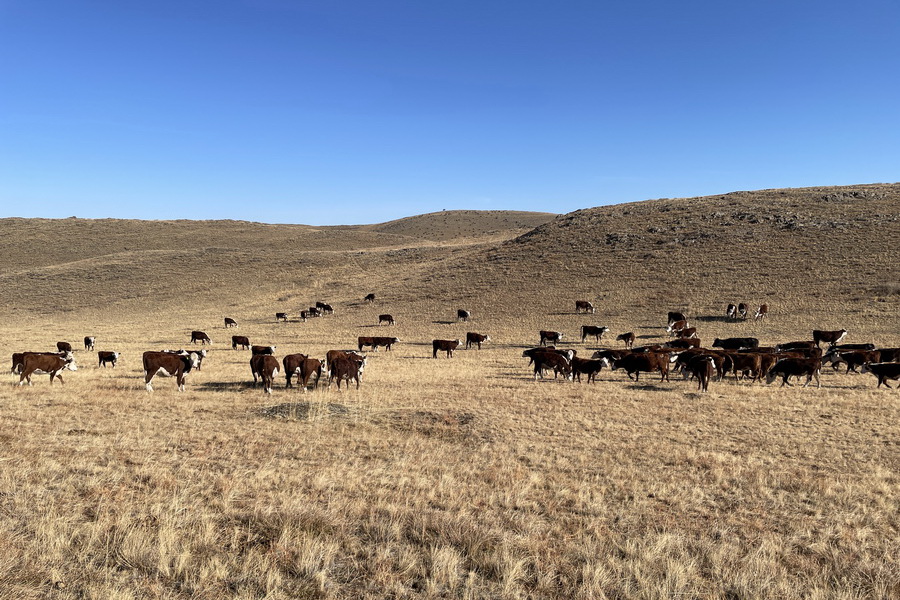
0 187 898 599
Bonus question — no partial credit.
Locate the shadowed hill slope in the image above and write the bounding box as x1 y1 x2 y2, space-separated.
366 210 556 241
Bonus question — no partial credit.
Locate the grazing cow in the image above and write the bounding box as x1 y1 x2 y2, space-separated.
250 354 279 394
251 345 276 355
378 314 395 326
616 332 635 349
755 304 768 320
224 317 237 328
812 329 847 348
776 341 817 352
307 307 322 318
860 362 900 388
83 336 95 351
282 353 308 388
591 349 631 363
676 327 699 339
329 356 361 390
540 330 563 346
876 348 900 363
457 309 471 322
738 303 748 319
685 355 715 391
18 352 77 386
726 304 737 319
358 336 399 352
766 357 821 388
605 352 670 382
316 302 334 315
232 335 251 350
364 293 376 303
97 351 119 368
325 349 367 370
575 300 595 314
57 341 72 353
190 331 211 345
667 311 687 326
142 351 199 392
299 311 308 321
664 338 701 349
571 357 604 383
713 337 760 350
315 301 328 311
276 312 288 322
666 320 690 336
433 339 461 358
531 351 572 380
465 332 490 350
580 325 609 343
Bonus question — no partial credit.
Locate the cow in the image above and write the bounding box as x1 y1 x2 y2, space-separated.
860 362 900 389
190 331 211 345
812 329 847 348
540 330 563 346
604 352 670 382
307 307 322 318
329 356 361 390
378 314 395 326
251 345 276 355
433 339 461 358
12 351 65 375
531 351 572 380
364 293 376 303
299 311 308 321
250 354 279 394
57 341 72 353
358 336 399 352
667 311 687 326
666 320 690 336
142 351 199 392
727 352 763 382
282 353 308 388
287 357 322 391
822 349 880 374
316 302 334 315
776 341 817 352
755 304 768 320
616 332 635 349
676 327 699 339
18 352 77 386
465 332 490 350
766 357 821 388
571 357 604 383
162 348 207 371
877 348 900 363
671 349 731 382
726 304 737 319
684 354 715 391
457 309 471 322
831 343 876 352
713 337 760 351
591 349 631 364
83 336 95 351
738 303 748 319
664 338 701 349
224 317 237 328
325 349 367 371
276 312 288 322
580 325 609 343
575 300 595 314
232 335 251 350
97 351 119 368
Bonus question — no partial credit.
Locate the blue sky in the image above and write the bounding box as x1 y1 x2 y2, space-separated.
2 1 898 225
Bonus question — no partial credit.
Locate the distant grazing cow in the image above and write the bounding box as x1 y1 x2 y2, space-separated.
299 311 308 321
433 339 461 358
276 312 288 322
738 303 748 319
666 320 690 336
224 317 237 328
364 293 376 303
57 341 72 353
465 332 490 350
575 300 595 314
860 362 900 389
307 307 322 318
540 330 563 346
378 314 394 326
713 337 760 350
251 345 276 355
232 335 251 350
604 352 670 382
776 341 816 352
358 336 399 352
755 304 768 320
250 354 279 394
98 351 119 368
616 332 635 349
457 309 471 322
667 311 687 326
316 302 334 315
83 336 95 351
190 331 211 345
812 329 847 348
329 356 361 390
766 357 821 388
282 353 308 388
580 325 609 343
685 355 715 391
726 304 737 319
18 352 77 386
676 327 698 339
142 351 199 392
571 357 604 383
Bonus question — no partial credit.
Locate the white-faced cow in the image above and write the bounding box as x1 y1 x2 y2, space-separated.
540 330 563 346
465 332 490 350
224 317 237 328
142 351 199 392
98 351 119 368
433 339 461 358
616 332 635 349
712 337 760 350
575 300 595 314
232 335 251 350
766 357 821 388
457 309 471 322
18 352 77 386
12 351 64 374
666 320 690 336
667 311 687 326
251 345 276 355
737 303 748 319
378 314 394 326
83 336 95 351
813 329 847 348
726 304 737 319
860 362 900 389
190 331 211 345
755 304 768 320
250 354 279 394
530 350 572 380
580 325 608 343
57 341 72 353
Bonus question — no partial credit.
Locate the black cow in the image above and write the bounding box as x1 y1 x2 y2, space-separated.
432 339 461 358
712 337 760 350
580 325 608 343
765 357 821 388
190 331 211 345
457 309 471 322
232 335 251 350
860 362 900 388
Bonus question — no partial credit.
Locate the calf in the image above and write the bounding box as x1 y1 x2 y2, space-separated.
860 362 900 389
738 303 748 319
812 329 847 348
571 357 604 383
755 304 768 320
378 314 395 325
18 352 77 386
666 320 690 336
250 354 279 394
457 309 471 322
766 357 821 388
713 337 760 351
329 356 361 390
275 312 288 322
575 300 595 314
190 330 211 345
606 352 670 382
57 341 72 353
299 311 308 321
142 351 199 392
251 345 276 355
465 332 490 350
616 332 635 349
224 317 238 328
726 304 737 319
540 330 563 346
364 293 376 303
83 336 95 351
358 336 399 352
433 339 461 358
232 335 251 350
97 351 119 368
580 325 608 343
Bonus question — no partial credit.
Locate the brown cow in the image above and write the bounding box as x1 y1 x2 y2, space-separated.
282 353 308 388
877 348 900 363
358 336 399 352
83 336 95 350
604 351 670 382
378 314 394 325
666 320 690 336
251 345 276 355
823 349 880 373
766 357 821 388
12 351 63 374
571 357 604 383
540 330 563 346
616 332 635 349
755 304 768 320
315 301 334 314
684 354 715 391
667 311 687 326
812 329 847 348
143 351 199 392
190 330 211 345
289 357 323 390
57 341 72 353
664 338 701 349
433 339 461 358
224 317 238 328
307 307 322 318
97 351 119 368
580 325 608 343
18 352 77 386
465 332 490 350
250 354 279 394
776 341 816 352
676 327 699 339
860 362 900 388
531 351 572 380
727 352 763 382
326 349 366 370
329 356 361 390
232 335 250 350
575 300 595 314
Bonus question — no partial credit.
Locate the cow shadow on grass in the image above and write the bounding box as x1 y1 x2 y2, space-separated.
258 401 351 420
196 381 258 392
694 315 738 323
432 320 457 325
624 383 673 392
637 334 661 339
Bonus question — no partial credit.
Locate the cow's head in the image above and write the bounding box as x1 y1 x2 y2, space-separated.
64 354 78 371
764 371 778 385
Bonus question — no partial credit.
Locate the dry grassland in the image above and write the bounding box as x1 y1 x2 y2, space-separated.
0 188 898 599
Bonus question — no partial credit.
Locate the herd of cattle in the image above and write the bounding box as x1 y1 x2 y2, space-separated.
8 297 900 393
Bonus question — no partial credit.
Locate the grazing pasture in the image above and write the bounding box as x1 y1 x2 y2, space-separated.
0 189 898 599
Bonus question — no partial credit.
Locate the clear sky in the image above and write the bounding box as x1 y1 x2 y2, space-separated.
2 1 898 225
